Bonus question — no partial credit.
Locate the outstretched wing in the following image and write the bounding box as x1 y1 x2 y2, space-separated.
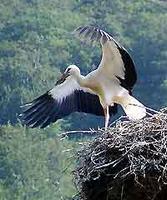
74 26 137 91
20 77 117 128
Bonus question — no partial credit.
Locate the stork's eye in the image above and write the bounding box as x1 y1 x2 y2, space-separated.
67 68 71 72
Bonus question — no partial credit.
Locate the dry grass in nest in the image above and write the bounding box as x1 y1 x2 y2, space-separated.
74 108 167 200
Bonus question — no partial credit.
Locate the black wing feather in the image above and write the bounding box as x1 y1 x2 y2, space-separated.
116 47 137 91
21 90 117 128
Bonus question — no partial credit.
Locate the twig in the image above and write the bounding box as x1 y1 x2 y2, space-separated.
60 130 98 138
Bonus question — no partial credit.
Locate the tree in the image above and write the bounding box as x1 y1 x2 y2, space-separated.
0 124 78 199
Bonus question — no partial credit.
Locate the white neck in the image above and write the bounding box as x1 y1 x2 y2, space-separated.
73 73 86 87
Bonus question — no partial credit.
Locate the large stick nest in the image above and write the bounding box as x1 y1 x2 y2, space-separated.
74 108 167 200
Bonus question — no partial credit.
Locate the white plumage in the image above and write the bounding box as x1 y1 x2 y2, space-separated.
21 26 146 130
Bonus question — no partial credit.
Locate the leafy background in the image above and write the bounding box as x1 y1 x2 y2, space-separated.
0 0 166 199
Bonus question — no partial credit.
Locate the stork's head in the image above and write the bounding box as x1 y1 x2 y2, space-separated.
64 65 80 77
56 65 80 85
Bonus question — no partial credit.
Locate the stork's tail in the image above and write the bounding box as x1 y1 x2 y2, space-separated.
119 95 146 120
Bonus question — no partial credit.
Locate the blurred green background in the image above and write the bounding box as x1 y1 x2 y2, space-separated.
0 0 166 199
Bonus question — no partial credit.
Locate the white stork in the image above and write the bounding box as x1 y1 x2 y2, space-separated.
21 26 146 130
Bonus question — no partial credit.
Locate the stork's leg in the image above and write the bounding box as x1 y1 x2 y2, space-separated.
104 106 110 131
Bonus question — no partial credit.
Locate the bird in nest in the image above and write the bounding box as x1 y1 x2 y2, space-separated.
20 26 146 130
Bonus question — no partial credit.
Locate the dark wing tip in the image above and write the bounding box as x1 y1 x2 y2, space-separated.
20 89 80 129
20 92 57 128
73 25 115 45
117 48 137 89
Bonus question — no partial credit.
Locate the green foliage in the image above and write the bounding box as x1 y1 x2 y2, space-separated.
0 124 78 199
0 0 167 128
0 1 167 197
